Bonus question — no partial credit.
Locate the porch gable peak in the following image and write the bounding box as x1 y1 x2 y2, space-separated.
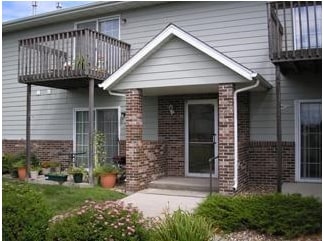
99 23 271 91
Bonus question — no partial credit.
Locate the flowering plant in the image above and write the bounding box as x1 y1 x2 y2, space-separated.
41 161 60 168
47 200 148 241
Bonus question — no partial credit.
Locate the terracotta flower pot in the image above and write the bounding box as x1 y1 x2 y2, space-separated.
100 173 117 188
18 167 27 180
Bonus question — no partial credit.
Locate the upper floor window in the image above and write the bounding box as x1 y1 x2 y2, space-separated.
293 4 322 49
76 17 120 39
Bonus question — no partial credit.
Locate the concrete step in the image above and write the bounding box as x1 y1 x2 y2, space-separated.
148 177 218 192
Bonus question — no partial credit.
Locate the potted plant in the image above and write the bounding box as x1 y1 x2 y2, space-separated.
45 172 68 184
49 161 61 173
30 165 41 179
94 163 120 188
68 166 86 183
13 160 27 180
41 161 51 175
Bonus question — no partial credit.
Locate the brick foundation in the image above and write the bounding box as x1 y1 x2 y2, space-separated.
218 84 235 194
249 141 295 188
143 140 166 180
2 139 73 168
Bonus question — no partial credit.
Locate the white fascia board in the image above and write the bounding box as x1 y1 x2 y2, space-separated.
99 24 260 90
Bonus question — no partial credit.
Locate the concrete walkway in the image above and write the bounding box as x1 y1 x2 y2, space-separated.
120 188 208 217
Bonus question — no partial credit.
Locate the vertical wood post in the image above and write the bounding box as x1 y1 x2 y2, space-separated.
276 65 282 192
26 84 31 177
88 79 94 185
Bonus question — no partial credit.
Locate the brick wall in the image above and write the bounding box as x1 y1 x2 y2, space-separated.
237 93 250 192
2 139 73 168
158 96 185 176
125 89 145 191
218 84 235 194
249 141 295 187
158 94 217 176
143 140 166 180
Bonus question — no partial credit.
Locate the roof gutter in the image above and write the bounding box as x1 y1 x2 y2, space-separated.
3 1 119 28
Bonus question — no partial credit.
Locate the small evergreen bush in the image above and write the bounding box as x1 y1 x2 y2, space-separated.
195 194 321 238
149 209 213 241
2 182 53 241
47 200 149 241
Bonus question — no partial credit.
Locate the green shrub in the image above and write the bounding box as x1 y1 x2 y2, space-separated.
47 200 149 241
195 194 321 238
149 209 213 241
2 154 13 174
2 152 39 176
14 151 40 167
2 182 53 241
250 194 322 238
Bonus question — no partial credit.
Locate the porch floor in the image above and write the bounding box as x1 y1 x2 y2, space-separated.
148 176 218 192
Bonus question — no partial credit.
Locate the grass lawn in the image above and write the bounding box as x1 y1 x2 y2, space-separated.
3 178 126 214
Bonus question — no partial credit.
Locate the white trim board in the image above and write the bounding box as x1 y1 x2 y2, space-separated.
184 99 218 178
294 99 322 183
73 107 121 155
99 23 272 90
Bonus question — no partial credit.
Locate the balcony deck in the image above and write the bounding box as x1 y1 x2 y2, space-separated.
18 29 131 89
267 2 322 72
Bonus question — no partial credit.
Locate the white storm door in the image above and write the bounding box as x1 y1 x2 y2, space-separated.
185 100 218 177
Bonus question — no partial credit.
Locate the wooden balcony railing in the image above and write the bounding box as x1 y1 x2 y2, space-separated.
267 1 322 63
18 29 131 88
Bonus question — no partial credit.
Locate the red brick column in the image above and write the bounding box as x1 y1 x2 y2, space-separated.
218 84 235 194
126 89 145 192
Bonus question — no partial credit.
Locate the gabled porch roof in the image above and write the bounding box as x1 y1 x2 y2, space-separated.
99 24 272 91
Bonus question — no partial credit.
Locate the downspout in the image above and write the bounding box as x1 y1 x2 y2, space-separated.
233 79 260 191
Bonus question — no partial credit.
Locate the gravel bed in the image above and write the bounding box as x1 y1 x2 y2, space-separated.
213 230 321 241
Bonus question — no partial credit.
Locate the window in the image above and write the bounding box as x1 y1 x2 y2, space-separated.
295 100 322 182
74 108 119 167
99 19 119 39
76 17 120 39
293 4 322 49
75 111 89 167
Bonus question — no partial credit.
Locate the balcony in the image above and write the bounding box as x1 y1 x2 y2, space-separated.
18 29 131 89
267 2 322 72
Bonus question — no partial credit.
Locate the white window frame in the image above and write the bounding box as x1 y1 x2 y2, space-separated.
73 106 121 162
295 99 322 183
74 15 121 39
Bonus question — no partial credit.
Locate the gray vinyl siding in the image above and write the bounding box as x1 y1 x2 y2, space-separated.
120 1 275 83
3 1 319 143
113 37 248 90
250 73 321 142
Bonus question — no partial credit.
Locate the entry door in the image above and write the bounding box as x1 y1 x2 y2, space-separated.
185 100 218 177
